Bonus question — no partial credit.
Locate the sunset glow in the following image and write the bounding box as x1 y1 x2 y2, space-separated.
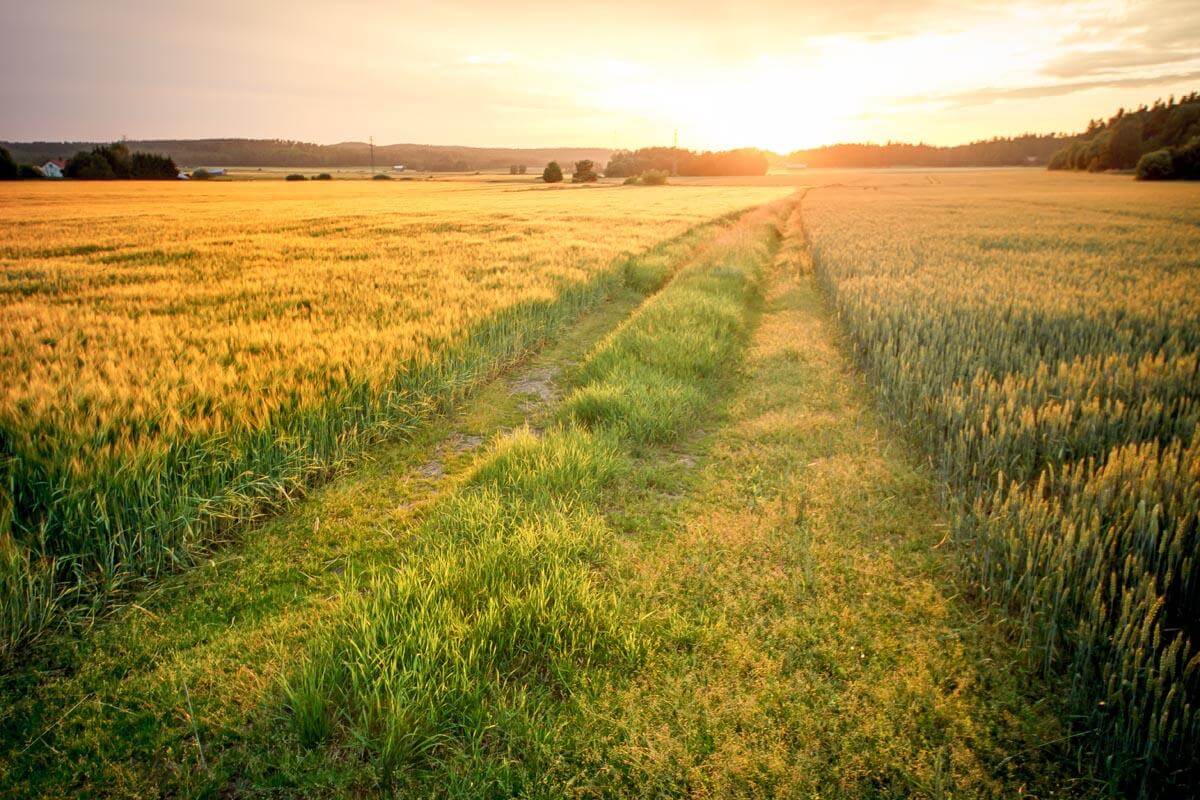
3 1 1200 150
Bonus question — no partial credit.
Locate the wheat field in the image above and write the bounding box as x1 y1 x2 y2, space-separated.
803 171 1200 787
0 179 790 656
3 171 1198 795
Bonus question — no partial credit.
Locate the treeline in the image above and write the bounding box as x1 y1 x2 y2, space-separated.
603 147 769 177
1047 92 1200 180
0 139 613 172
0 142 178 180
785 134 1072 168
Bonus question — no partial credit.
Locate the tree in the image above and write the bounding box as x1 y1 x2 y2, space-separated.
130 152 179 179
542 161 563 183
1109 119 1143 169
571 159 598 183
65 150 115 179
1047 147 1071 170
1083 131 1112 171
93 143 133 178
0 146 17 180
1171 135 1200 179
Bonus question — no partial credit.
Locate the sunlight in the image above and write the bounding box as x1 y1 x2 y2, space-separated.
580 13 1078 151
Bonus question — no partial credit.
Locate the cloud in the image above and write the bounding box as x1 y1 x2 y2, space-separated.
1044 49 1200 78
1045 0 1200 79
932 70 1200 108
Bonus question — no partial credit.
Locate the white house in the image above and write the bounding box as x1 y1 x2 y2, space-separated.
41 159 66 178
393 164 406 172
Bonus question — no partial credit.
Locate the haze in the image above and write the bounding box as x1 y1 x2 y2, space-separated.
3 0 1199 151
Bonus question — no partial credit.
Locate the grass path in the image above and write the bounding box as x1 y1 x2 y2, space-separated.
276 200 787 795
566 235 1094 796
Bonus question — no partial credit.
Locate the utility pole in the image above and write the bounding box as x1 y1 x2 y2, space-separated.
369 135 375 175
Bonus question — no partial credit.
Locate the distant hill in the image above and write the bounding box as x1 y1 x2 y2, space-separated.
784 134 1073 169
0 139 613 172
785 90 1199 171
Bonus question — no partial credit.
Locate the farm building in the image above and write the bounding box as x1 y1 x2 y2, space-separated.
393 164 406 172
41 159 66 178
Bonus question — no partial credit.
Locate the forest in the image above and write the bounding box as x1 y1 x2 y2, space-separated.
784 133 1072 168
1046 92 1200 179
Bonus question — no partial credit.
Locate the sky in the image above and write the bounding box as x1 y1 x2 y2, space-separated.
2 0 1199 152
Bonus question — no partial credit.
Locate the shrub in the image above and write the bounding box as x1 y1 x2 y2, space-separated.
542 161 563 183
315 173 332 180
572 160 598 183
1171 135 1200 178
130 152 179 180
622 176 638 185
639 169 669 185
371 173 392 180
17 164 43 179
1135 149 1175 180
191 168 213 180
0 146 17 180
65 151 115 180
286 173 308 181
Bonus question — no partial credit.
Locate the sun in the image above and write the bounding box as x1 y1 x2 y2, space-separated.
591 55 867 152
